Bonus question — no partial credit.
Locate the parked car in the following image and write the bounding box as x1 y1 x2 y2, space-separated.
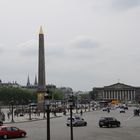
99 117 121 128
66 115 87 127
120 108 125 113
0 125 26 139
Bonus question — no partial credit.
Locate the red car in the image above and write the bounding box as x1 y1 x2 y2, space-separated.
0 125 26 139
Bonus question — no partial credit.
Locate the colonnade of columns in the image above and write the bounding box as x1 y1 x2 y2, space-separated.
102 90 135 101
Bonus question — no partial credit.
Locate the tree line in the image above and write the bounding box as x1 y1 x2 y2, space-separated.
0 86 65 105
0 87 36 105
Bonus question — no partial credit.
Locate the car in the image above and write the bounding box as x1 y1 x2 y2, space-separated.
120 108 125 113
0 125 26 139
124 106 128 110
66 115 87 127
102 107 108 111
92 107 97 111
99 117 121 128
133 109 140 116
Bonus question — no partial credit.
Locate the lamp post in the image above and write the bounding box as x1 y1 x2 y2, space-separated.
43 95 46 118
75 96 78 113
21 100 24 116
88 100 90 112
68 94 74 140
44 93 51 140
10 99 14 123
28 100 32 120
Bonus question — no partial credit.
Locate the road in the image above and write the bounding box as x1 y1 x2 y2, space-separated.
10 107 140 140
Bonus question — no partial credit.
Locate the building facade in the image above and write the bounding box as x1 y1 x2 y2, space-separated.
92 83 140 102
0 79 20 88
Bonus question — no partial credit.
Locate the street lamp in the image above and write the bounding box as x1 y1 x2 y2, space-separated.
43 95 46 118
88 101 90 111
21 99 24 116
28 100 32 120
68 94 74 140
75 96 78 113
10 99 14 123
44 93 51 140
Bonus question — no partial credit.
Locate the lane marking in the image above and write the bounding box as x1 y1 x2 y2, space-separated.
125 115 134 121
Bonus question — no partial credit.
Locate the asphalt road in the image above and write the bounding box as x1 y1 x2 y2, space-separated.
10 107 140 140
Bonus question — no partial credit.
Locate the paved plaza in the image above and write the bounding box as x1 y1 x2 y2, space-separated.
1 107 140 140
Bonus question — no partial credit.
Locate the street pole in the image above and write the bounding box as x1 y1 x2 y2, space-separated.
43 98 46 118
70 105 73 140
11 100 14 123
76 96 78 113
47 104 50 140
88 101 90 112
45 93 51 140
29 100 31 120
21 100 24 116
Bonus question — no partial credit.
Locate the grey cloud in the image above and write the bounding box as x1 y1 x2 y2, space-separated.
112 0 140 10
47 44 66 57
21 48 37 56
71 37 99 50
48 49 65 57
0 45 5 54
0 48 4 54
18 40 37 57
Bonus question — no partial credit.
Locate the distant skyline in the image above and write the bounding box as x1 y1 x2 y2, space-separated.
0 0 140 91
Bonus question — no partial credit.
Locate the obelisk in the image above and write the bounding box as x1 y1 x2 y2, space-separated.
37 26 46 108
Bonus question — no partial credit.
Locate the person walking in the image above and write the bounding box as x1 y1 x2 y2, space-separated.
80 110 83 116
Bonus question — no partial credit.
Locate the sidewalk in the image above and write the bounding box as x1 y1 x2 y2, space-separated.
3 112 63 124
1 108 89 124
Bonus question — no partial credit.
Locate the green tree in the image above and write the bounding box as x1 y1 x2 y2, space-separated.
0 87 37 105
52 89 64 100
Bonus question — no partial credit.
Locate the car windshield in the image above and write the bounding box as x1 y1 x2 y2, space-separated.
67 118 74 121
107 117 117 121
75 116 81 120
11 127 19 131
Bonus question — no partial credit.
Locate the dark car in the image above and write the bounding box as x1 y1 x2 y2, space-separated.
99 117 121 128
0 125 26 139
133 109 140 116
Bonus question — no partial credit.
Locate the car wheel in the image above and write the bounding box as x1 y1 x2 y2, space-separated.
3 135 8 139
74 123 78 127
21 133 26 137
117 124 120 127
99 125 102 128
84 122 87 126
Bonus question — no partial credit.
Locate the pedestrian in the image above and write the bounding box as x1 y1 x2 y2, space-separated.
80 110 83 116
0 120 3 126
2 112 5 121
54 110 57 116
63 110 66 115
7 112 10 120
107 108 110 113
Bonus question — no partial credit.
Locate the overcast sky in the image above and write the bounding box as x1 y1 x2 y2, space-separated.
0 0 140 91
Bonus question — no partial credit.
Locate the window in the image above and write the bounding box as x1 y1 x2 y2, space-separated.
6 127 12 131
11 127 19 131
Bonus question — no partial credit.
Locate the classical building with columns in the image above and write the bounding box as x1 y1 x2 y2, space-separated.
92 83 140 102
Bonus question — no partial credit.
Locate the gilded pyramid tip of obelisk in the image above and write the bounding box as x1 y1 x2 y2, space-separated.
39 26 43 34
